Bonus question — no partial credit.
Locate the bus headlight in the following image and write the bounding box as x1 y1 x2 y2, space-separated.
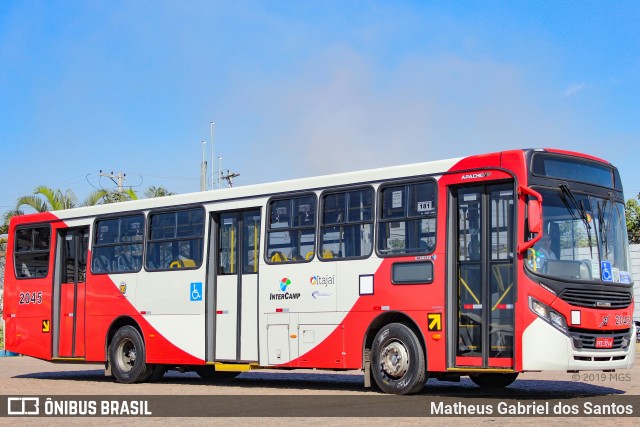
529 297 568 334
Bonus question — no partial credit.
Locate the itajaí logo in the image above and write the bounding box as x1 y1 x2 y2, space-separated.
271 277 300 301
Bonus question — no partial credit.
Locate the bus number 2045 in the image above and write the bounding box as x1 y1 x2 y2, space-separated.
19 292 43 305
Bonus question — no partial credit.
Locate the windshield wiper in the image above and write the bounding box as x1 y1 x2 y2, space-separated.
597 192 616 260
559 183 594 256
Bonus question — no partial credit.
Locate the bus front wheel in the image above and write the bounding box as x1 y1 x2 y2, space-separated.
109 325 152 384
469 373 518 388
371 323 426 395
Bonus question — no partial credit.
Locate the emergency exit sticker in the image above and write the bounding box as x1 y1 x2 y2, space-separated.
428 313 442 331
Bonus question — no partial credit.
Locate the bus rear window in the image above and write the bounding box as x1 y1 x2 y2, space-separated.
14 226 51 278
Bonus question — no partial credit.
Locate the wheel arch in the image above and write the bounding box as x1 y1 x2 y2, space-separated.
362 311 428 369
105 316 144 360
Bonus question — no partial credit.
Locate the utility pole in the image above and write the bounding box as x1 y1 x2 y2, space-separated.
220 170 240 188
210 122 215 189
100 170 126 193
200 140 207 191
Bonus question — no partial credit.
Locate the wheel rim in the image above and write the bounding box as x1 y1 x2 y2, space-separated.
115 338 136 373
379 340 410 378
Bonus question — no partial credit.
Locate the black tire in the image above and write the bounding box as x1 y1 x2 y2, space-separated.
109 325 152 384
371 323 426 395
469 373 518 388
194 366 240 380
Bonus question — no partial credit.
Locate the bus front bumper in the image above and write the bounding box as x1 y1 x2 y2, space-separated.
522 318 636 371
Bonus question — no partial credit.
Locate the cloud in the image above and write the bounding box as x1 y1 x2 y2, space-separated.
230 47 578 184
563 83 586 97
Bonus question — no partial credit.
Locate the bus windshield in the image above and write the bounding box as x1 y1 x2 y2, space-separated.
526 187 632 284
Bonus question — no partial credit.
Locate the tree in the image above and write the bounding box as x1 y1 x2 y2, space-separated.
144 186 175 198
16 186 80 212
98 188 139 204
625 197 640 244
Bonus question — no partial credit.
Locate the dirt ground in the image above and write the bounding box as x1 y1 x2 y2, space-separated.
0 351 639 426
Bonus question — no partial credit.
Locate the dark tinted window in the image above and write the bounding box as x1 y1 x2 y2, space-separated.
146 208 204 270
378 180 437 256
531 153 617 189
14 226 51 278
266 195 316 262
93 214 144 274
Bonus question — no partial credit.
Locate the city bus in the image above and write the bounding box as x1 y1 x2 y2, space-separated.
2 148 636 394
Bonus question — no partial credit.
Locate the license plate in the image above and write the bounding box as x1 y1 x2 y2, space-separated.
595 337 614 348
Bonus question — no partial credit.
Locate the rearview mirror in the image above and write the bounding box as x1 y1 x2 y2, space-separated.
528 199 542 234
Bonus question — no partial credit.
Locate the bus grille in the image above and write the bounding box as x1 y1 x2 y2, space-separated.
568 328 631 350
558 288 632 309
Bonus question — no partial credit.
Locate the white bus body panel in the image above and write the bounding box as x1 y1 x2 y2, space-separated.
522 318 635 371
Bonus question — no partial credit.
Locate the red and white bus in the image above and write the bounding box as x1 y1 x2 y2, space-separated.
2 148 636 394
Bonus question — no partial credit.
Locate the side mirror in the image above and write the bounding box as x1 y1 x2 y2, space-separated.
528 199 542 234
518 185 544 254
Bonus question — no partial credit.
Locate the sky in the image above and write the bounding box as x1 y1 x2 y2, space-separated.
1 1 639 215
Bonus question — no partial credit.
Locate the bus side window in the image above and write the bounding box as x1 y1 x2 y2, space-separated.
14 226 51 279
146 208 204 271
266 195 316 264
377 180 437 256
93 214 144 274
320 188 373 260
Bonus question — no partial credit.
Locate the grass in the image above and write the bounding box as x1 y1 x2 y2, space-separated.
0 321 4 350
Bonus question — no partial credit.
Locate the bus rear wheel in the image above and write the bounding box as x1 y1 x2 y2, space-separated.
469 373 518 388
371 323 426 395
109 325 152 384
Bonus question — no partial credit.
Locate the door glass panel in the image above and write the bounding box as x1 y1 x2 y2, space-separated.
489 188 514 358
457 188 482 358
455 184 515 366
62 231 88 283
242 210 261 274
219 213 238 275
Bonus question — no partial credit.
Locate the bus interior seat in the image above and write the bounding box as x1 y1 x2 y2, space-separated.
321 249 334 259
169 258 196 269
21 263 32 278
270 251 288 262
93 255 112 273
118 253 135 271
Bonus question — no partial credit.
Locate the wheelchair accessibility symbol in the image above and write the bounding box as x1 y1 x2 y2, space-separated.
601 261 613 282
190 282 203 301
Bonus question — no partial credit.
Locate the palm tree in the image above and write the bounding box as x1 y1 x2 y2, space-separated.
0 209 23 235
16 186 79 212
144 186 175 198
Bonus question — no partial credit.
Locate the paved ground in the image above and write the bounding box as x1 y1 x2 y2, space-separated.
0 352 639 425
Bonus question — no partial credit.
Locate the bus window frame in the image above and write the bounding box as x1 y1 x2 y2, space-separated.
375 177 438 258
390 260 435 285
91 212 146 275
529 152 619 190
13 223 52 280
264 192 317 265
318 185 375 262
145 205 206 272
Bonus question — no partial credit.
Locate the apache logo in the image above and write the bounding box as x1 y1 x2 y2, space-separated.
461 172 492 180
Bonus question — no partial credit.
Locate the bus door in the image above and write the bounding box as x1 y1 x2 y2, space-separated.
450 183 515 368
208 209 261 362
53 227 89 358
